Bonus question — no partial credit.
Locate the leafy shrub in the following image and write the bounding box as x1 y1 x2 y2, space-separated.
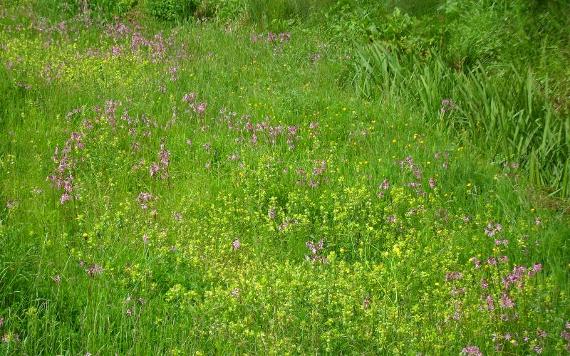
145 0 197 21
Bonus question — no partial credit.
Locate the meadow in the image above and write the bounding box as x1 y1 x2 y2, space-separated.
0 0 569 354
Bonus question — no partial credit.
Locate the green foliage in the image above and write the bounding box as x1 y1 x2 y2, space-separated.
0 0 569 354
91 0 139 15
145 0 197 20
352 43 569 196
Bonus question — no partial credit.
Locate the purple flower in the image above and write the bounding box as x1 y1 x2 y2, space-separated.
60 192 72 204
137 192 154 209
461 345 482 356
194 102 207 115
484 222 503 237
445 271 463 282
183 92 197 103
481 279 489 289
86 264 103 277
500 293 515 309
503 265 527 289
486 295 495 311
380 179 390 190
528 263 542 277
149 162 160 177
231 239 241 250
428 177 436 189
487 257 497 266
440 98 457 114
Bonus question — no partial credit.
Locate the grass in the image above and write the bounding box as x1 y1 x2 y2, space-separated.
0 0 569 354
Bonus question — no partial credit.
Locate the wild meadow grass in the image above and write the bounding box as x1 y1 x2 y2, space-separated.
0 0 569 354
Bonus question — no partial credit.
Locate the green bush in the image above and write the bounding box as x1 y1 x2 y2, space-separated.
145 0 197 21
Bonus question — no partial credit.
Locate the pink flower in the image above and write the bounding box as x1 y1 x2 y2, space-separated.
461 345 482 356
500 293 515 309
194 102 207 115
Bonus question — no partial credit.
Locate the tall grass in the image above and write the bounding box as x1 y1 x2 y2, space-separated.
352 42 570 197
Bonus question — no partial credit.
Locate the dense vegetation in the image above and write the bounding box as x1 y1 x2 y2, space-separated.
1 0 568 354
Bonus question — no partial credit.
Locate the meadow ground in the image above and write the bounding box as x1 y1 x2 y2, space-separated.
0 1 569 354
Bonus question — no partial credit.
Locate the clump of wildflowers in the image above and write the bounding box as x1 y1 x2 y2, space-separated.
461 345 482 355
149 142 170 179
306 239 327 263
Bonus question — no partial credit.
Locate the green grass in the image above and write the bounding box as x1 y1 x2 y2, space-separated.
0 0 569 354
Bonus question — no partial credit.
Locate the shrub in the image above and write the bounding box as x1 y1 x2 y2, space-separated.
145 0 197 21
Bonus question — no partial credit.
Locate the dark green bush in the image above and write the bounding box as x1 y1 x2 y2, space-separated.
145 0 197 21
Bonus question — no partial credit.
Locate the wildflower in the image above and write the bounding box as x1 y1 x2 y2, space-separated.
173 212 182 221
230 288 240 298
137 192 154 209
142 234 149 244
451 287 466 296
495 239 509 246
159 144 170 167
0 317 3 328
471 257 481 268
461 345 482 356
428 177 436 189
363 296 371 309
440 98 457 114
503 265 527 289
487 257 497 266
149 163 160 177
535 216 542 226
499 255 509 263
111 46 122 56
52 274 62 284
500 293 515 309
533 346 543 354
486 295 495 311
386 215 397 224
380 179 390 190
231 239 241 250
537 329 547 338
484 222 503 237
60 192 72 204
445 271 463 282
183 92 197 103
268 207 276 220
126 308 133 317
561 330 570 341
481 279 489 289
306 239 327 263
194 102 207 116
86 264 103 277
528 263 542 277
